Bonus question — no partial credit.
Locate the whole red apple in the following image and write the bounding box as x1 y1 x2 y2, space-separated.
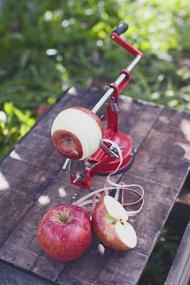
38 204 92 261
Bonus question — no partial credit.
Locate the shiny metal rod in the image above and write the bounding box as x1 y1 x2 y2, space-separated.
92 55 142 114
127 55 141 72
92 87 114 114
62 158 70 170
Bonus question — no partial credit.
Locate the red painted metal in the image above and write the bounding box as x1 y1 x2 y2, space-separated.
90 130 133 175
70 173 92 189
111 32 144 57
71 26 143 189
71 129 133 189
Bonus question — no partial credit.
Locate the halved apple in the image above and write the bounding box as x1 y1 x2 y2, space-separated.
92 195 137 250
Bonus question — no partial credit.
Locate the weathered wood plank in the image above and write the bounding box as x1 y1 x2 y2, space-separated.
57 250 148 285
56 174 176 285
0 149 65 247
0 172 44 245
0 176 67 280
2 87 186 285
119 97 162 150
0 87 103 248
129 107 190 188
129 111 190 189
56 102 190 285
0 172 106 282
153 107 190 143
0 87 161 284
121 175 179 257
0 87 161 241
130 149 189 188
165 220 190 285
0 260 53 285
140 129 190 163
0 158 46 184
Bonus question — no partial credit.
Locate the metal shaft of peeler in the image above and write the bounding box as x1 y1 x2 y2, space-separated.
92 55 141 114
92 88 114 114
62 158 70 170
127 54 141 72
91 72 126 114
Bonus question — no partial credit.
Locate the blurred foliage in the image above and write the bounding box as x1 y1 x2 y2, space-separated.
0 0 190 157
0 103 35 155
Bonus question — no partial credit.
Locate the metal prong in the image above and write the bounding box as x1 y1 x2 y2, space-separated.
71 193 79 201
62 158 70 170
120 145 126 151
73 173 82 183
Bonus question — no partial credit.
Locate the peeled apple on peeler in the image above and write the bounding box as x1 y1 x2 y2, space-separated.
51 107 103 160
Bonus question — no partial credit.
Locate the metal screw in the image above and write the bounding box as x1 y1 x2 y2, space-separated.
73 173 81 183
71 193 79 201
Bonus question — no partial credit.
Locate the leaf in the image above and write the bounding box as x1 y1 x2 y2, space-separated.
14 107 27 122
20 49 30 68
4 102 13 115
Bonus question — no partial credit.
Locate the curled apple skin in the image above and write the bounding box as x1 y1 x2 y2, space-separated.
38 204 92 261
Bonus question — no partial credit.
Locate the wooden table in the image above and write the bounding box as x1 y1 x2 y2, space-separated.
0 87 190 285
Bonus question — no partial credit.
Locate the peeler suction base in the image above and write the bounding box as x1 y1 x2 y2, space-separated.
89 129 134 175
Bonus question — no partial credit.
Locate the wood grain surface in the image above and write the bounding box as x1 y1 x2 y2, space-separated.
165 219 190 285
0 87 189 285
